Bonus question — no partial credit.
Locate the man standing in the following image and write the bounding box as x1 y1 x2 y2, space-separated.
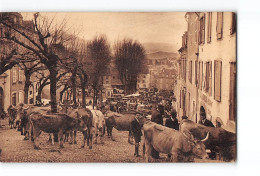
165 109 179 130
199 106 215 127
130 113 143 157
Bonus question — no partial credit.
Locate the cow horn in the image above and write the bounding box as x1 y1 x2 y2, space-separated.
23 105 30 110
201 132 209 142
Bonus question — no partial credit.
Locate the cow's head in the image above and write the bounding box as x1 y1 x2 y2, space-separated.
16 103 29 121
184 131 209 160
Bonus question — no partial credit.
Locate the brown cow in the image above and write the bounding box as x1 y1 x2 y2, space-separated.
180 119 236 161
29 112 86 149
143 120 209 162
104 111 134 143
67 108 93 149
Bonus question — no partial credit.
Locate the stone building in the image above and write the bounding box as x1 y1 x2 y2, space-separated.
176 12 236 129
0 12 40 110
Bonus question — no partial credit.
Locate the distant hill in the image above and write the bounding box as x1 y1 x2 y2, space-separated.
146 51 179 60
142 42 179 54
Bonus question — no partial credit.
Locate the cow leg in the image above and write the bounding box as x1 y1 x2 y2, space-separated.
58 130 64 149
144 140 152 162
69 131 73 144
32 127 41 150
64 132 68 142
170 152 178 162
99 128 104 144
73 130 77 144
88 128 94 149
81 130 88 148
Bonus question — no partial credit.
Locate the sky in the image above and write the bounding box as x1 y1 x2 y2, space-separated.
21 12 187 52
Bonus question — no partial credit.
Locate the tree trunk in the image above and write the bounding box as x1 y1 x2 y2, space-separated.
80 76 87 107
24 74 31 104
49 68 58 113
93 89 96 109
60 85 68 103
71 71 77 108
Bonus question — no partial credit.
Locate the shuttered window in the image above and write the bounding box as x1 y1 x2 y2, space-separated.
205 62 209 92
189 61 192 83
18 67 23 82
199 14 205 44
230 12 236 35
209 61 212 96
216 12 223 40
205 61 212 95
195 61 198 87
214 60 222 101
12 68 17 83
207 12 212 43
12 93 17 106
200 61 203 90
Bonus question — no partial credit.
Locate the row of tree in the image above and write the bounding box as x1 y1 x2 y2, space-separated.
0 12 146 112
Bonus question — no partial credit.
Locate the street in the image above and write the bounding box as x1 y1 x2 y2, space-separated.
0 119 220 163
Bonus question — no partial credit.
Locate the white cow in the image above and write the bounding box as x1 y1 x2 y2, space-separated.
90 110 105 144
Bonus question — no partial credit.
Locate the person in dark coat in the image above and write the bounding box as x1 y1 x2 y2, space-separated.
165 109 179 130
130 113 143 157
199 106 215 127
151 104 164 125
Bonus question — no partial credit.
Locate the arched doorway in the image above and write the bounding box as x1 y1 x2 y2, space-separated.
0 87 3 110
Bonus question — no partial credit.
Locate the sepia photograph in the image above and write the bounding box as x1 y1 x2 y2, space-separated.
0 12 236 163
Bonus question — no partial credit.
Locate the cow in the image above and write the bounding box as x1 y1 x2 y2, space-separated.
29 112 86 149
7 105 17 129
104 111 135 144
180 119 236 161
142 120 209 162
15 104 52 138
67 108 94 149
90 109 105 144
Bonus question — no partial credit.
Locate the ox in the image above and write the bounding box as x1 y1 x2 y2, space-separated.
104 111 134 144
29 112 86 149
143 120 209 162
67 108 94 149
90 109 105 144
15 104 52 138
180 119 236 161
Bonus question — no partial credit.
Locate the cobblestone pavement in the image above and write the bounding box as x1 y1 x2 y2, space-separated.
0 119 220 163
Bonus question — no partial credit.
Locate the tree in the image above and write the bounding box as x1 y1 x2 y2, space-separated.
0 12 75 112
0 48 18 75
87 35 111 108
114 39 146 94
18 52 46 104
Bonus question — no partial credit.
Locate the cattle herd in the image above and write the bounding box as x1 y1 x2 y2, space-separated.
3 96 236 162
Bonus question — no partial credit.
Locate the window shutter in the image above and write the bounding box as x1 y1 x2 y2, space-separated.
207 12 212 43
202 14 205 44
230 12 236 35
195 61 198 86
214 60 222 101
216 12 223 39
200 61 203 90
209 61 212 96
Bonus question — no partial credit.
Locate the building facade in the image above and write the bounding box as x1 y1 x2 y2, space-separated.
176 12 236 128
0 12 39 111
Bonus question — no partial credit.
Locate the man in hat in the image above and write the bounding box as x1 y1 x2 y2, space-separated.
165 109 179 130
130 113 143 157
199 106 215 127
